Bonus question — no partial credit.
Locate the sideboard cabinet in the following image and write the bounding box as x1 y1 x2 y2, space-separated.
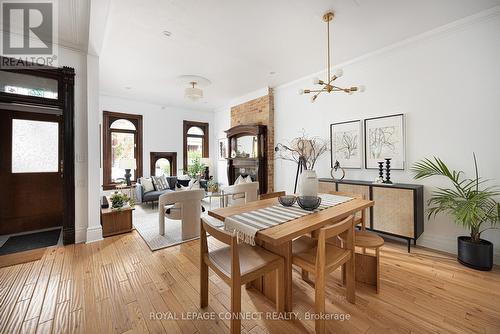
319 179 424 251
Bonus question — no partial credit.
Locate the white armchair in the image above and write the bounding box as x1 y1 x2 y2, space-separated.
222 181 259 207
158 189 205 238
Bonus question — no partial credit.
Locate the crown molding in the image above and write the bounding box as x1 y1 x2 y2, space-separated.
276 5 500 91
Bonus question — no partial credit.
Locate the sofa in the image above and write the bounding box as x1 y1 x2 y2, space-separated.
135 176 208 207
135 176 178 206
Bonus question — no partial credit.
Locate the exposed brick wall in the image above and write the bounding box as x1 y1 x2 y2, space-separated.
230 88 274 192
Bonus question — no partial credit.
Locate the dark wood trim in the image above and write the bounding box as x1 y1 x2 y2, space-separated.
102 111 143 189
0 56 75 245
150 152 177 177
183 120 209 172
225 124 268 194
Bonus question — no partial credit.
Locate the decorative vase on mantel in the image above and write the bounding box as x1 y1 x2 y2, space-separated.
298 169 319 197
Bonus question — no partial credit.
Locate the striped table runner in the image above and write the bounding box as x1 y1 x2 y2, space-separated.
224 194 353 245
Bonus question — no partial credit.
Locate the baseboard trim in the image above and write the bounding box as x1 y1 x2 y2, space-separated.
85 225 103 244
75 227 87 244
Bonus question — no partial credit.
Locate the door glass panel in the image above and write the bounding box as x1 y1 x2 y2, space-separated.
111 132 135 182
12 119 59 173
155 158 171 176
0 71 58 99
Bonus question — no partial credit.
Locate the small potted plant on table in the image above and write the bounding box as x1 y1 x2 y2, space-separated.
110 191 132 210
207 179 220 193
412 154 499 271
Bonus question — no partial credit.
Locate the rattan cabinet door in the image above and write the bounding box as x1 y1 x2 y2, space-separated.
372 187 414 238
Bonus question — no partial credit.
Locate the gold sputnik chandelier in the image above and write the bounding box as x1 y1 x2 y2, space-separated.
299 11 364 102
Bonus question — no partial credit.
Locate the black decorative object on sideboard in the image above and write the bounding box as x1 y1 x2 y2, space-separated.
384 158 392 184
319 178 424 252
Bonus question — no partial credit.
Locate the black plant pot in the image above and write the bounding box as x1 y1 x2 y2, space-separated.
457 236 493 271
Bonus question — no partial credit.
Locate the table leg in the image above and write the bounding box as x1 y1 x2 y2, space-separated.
250 240 293 312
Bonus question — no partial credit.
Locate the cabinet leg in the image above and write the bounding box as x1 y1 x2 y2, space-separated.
407 239 411 253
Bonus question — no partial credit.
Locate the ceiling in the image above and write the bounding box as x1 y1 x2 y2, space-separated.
58 0 90 52
99 0 500 111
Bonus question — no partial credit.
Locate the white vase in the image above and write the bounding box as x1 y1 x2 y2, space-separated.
299 170 318 197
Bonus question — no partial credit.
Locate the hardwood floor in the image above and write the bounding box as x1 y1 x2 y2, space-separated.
0 231 499 333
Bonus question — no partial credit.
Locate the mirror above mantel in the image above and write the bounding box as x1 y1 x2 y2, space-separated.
225 124 267 194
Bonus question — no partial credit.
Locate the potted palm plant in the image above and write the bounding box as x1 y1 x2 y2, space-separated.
412 154 499 271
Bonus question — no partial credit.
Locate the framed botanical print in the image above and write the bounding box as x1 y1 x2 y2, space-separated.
330 120 362 169
217 138 228 161
364 114 405 169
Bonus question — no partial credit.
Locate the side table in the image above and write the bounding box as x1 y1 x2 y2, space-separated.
101 202 134 237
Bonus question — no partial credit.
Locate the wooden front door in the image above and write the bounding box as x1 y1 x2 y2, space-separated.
0 109 64 235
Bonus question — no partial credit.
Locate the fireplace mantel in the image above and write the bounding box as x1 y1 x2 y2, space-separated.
225 124 268 194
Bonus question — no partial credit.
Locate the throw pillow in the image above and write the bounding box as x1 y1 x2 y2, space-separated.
245 175 253 183
177 179 190 187
189 179 200 189
234 175 244 185
151 175 169 191
165 176 177 190
141 178 155 193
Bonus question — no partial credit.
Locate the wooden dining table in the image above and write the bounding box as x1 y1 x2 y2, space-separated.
208 195 375 312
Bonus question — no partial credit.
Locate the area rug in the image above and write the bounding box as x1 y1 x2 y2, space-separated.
133 199 217 251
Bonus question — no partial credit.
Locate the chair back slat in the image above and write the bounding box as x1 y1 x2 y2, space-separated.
322 215 354 240
201 216 233 245
259 191 286 200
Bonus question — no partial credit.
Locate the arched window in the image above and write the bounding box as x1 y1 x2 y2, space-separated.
110 119 136 130
155 158 170 176
150 152 177 177
187 126 204 136
183 121 209 172
103 112 143 189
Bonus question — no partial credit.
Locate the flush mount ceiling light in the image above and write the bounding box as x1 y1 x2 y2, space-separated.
299 11 364 103
177 75 211 102
185 82 203 101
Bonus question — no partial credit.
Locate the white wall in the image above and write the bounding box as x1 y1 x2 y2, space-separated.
100 95 214 180
214 13 500 263
275 13 500 262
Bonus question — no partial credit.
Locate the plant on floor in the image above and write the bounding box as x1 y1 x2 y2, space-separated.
187 157 206 179
207 179 220 193
110 191 131 210
411 154 499 270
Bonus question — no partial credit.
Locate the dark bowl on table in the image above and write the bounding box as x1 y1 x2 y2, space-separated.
297 196 322 211
278 195 296 207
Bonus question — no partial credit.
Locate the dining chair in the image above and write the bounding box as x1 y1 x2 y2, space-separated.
200 216 285 334
259 191 286 200
325 191 384 293
222 181 259 207
292 215 356 334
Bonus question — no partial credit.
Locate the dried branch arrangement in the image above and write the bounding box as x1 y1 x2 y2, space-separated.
275 130 329 170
